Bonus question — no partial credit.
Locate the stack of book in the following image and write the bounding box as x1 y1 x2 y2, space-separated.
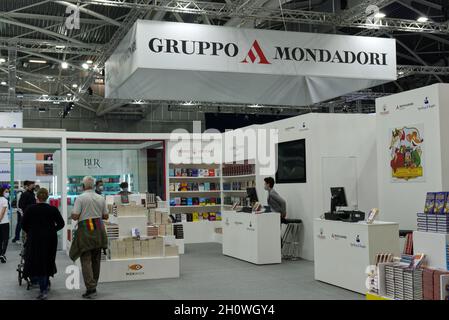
147 225 159 237
173 224 184 239
417 213 427 232
104 222 119 239
403 269 423 300
447 245 449 270
423 268 435 300
394 266 405 300
169 182 220 192
403 234 414 255
437 215 449 233
427 214 438 232
385 265 395 298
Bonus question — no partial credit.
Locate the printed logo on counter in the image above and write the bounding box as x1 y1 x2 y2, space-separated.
418 97 436 111
317 228 326 239
331 233 347 240
350 235 367 249
380 104 389 115
396 102 414 111
126 264 144 276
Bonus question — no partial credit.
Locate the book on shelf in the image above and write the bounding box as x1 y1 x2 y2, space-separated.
191 169 198 177
192 197 199 206
216 212 222 221
192 212 199 222
209 212 216 221
434 192 447 215
174 197 181 206
169 168 175 177
186 213 193 222
199 198 206 206
186 168 192 177
192 182 199 191
180 182 188 191
202 212 209 220
175 168 182 177
169 183 175 192
199 183 205 191
204 182 210 191
181 197 187 206
208 169 215 177
424 192 436 214
187 198 193 206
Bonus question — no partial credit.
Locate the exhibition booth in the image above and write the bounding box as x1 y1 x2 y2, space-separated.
1 19 448 299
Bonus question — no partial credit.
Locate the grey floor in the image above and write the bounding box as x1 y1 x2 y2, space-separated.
0 242 363 300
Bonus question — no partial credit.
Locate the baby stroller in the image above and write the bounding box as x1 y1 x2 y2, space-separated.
16 233 32 290
16 232 51 291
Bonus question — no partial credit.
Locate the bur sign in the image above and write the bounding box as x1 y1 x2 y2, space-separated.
65 5 80 30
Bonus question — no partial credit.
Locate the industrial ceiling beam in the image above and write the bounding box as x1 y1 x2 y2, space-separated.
54 1 122 27
0 17 85 44
57 0 449 34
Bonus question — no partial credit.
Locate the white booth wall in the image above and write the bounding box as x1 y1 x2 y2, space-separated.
376 83 449 231
240 113 378 261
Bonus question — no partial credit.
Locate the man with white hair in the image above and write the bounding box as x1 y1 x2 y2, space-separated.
69 176 108 299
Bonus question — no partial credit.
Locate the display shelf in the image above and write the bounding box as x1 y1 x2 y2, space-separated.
222 174 256 179
222 190 247 193
169 176 220 180
170 205 222 208
169 191 221 194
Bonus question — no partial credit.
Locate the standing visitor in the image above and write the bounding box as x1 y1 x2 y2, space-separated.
95 180 104 195
21 188 65 300
118 182 131 195
14 180 36 243
69 176 108 299
0 187 10 263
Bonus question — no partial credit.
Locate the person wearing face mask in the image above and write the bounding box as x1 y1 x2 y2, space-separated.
0 187 10 263
14 180 36 244
95 180 104 195
118 182 131 195
264 177 287 223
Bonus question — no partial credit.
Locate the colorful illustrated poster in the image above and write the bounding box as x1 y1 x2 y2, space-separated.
389 125 424 182
36 153 53 176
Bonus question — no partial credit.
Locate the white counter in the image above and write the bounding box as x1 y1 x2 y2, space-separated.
314 218 400 294
222 211 281 265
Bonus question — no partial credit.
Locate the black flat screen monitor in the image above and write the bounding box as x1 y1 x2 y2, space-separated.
246 187 258 203
276 139 306 183
330 187 347 212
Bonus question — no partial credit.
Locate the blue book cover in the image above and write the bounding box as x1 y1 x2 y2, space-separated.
169 199 176 207
204 182 210 191
434 192 446 215
191 169 198 177
169 168 175 177
187 198 193 206
424 192 436 214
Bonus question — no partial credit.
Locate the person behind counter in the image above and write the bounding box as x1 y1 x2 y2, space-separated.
95 180 104 195
264 177 287 223
118 182 131 195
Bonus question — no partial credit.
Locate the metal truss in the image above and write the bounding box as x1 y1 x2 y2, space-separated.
397 65 449 77
60 0 449 34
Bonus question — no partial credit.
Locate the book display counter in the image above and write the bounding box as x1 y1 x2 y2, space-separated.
70 193 180 282
222 211 281 265
314 219 400 294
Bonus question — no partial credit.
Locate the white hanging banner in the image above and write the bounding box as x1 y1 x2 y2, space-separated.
106 21 397 106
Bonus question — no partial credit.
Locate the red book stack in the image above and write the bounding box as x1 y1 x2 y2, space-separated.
423 268 435 300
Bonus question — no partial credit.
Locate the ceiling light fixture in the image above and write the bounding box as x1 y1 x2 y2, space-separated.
374 12 386 19
0 58 6 63
29 59 47 64
1 81 6 86
417 16 428 22
86 60 93 64
61 62 69 69
82 63 89 70
72 84 78 88
181 101 195 106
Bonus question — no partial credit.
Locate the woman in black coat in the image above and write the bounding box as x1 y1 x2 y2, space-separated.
22 188 65 300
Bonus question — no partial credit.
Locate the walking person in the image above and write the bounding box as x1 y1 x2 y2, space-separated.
0 187 10 263
14 180 36 243
21 188 65 300
69 176 108 299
